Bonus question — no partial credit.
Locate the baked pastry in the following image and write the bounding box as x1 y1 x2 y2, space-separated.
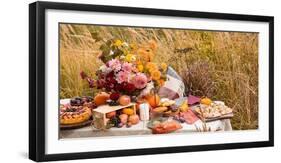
159 98 175 107
60 105 92 125
194 101 232 119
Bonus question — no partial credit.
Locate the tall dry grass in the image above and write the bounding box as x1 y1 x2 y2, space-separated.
59 24 258 130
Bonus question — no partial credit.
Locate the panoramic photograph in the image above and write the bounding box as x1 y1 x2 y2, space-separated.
58 23 258 139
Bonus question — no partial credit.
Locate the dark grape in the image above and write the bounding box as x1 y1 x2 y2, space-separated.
131 96 137 102
108 100 119 106
117 123 124 128
87 96 93 101
126 122 132 128
81 96 88 103
70 99 77 106
110 117 121 127
179 117 186 123
66 107 76 112
76 100 81 105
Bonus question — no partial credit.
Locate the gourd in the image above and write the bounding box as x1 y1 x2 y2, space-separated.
94 92 110 106
145 93 160 108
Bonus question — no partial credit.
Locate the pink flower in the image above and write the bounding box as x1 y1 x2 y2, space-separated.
122 62 132 72
132 73 148 89
107 59 121 72
116 71 129 84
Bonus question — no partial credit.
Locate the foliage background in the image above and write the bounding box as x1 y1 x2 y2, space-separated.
59 24 258 130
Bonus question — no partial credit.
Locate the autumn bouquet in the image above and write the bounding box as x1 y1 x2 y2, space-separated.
81 39 168 97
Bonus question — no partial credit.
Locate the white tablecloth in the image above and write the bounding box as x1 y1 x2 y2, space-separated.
59 99 232 139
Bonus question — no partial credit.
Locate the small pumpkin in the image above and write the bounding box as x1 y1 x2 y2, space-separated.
94 92 110 106
145 93 160 108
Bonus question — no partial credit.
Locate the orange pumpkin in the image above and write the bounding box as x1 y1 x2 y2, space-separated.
145 94 160 108
94 92 110 106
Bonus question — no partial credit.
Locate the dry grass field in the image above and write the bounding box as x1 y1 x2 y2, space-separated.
59 24 258 130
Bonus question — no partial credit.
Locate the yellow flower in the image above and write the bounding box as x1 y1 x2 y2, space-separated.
125 54 136 62
146 62 157 72
137 48 154 62
151 70 161 80
131 56 136 62
130 43 137 50
137 49 149 62
137 64 144 72
114 39 122 47
146 62 153 69
160 63 168 71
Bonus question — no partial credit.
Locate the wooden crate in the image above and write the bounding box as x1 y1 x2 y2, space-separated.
92 103 136 129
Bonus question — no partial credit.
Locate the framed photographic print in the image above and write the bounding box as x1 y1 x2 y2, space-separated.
29 1 274 162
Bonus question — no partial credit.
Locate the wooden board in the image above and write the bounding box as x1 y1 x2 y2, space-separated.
93 103 136 114
204 113 234 122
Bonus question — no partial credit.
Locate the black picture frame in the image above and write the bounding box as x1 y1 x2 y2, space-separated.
29 1 274 162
